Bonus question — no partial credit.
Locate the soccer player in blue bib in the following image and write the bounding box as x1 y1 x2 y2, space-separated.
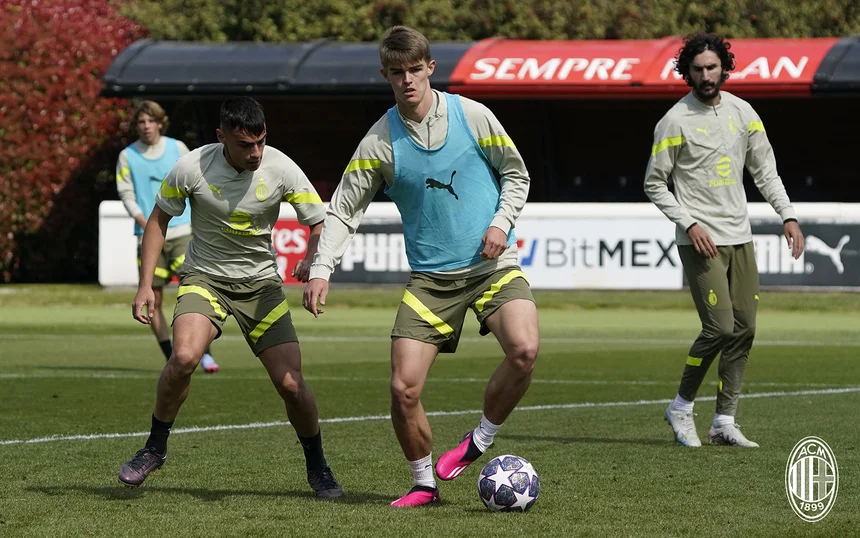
303 26 539 507
116 101 219 373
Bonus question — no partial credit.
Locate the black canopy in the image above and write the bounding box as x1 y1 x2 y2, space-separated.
101 39 471 97
102 36 860 98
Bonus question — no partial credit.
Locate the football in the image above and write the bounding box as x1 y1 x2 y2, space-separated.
478 454 540 512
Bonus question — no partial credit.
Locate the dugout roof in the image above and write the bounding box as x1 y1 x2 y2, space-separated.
102 36 860 99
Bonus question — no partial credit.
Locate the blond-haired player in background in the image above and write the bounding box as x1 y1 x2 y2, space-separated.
116 101 219 372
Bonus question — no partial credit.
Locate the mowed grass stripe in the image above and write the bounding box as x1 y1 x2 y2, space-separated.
1 371 857 390
2 332 859 347
2 386 857 447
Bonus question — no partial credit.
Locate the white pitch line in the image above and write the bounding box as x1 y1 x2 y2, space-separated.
0 372 855 390
1 387 857 447
1 333 859 347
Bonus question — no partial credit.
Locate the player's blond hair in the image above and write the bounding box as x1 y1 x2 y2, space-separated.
379 26 431 70
132 100 169 134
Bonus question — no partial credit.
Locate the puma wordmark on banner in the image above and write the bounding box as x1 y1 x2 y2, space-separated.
785 436 838 522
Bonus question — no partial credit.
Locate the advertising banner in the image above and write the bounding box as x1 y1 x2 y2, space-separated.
99 202 860 290
448 37 839 97
751 221 860 288
328 222 411 285
513 217 680 289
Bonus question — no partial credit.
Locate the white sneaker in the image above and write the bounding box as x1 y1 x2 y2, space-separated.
200 353 219 374
665 406 702 447
708 423 759 447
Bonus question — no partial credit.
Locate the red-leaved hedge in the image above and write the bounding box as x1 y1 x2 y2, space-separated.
0 0 145 282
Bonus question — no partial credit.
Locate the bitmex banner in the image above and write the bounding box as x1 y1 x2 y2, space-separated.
99 202 860 290
513 218 681 289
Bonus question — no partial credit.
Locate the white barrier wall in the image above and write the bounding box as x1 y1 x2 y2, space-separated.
99 202 860 289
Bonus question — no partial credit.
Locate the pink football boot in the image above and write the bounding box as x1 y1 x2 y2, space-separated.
435 430 485 481
390 486 440 507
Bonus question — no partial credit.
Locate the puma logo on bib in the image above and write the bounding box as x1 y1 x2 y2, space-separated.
425 170 458 200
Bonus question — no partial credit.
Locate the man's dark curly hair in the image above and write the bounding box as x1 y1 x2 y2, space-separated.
675 33 736 86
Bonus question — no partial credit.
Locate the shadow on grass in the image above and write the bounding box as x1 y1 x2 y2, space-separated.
29 485 392 504
498 433 669 447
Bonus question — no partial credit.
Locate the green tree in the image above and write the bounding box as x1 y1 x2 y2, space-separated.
0 0 144 282
114 0 860 42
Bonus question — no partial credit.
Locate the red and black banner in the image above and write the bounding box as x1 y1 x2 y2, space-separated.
102 36 860 98
449 37 840 98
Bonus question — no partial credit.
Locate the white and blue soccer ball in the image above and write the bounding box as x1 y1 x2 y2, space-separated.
478 454 540 512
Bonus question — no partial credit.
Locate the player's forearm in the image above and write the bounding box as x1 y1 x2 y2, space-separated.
303 221 323 263
309 213 357 281
117 184 144 221
138 212 169 289
755 175 796 221
115 153 143 218
750 147 796 221
492 171 529 234
309 168 380 280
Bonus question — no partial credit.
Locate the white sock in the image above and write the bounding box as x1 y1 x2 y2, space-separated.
472 414 502 453
670 394 694 413
408 454 436 489
713 413 734 427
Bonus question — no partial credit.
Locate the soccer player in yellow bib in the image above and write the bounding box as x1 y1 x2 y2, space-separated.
118 97 342 498
645 33 804 448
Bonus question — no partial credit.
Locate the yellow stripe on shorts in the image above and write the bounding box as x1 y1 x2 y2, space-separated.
177 285 227 321
169 254 185 272
138 259 170 279
248 298 290 344
402 290 454 336
686 356 703 367
474 270 529 313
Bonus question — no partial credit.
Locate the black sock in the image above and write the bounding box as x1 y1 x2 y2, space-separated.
204 346 213 356
144 414 173 456
297 430 327 472
158 339 172 361
464 436 484 462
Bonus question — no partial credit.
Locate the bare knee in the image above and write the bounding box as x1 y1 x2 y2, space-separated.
273 370 304 402
506 340 539 376
169 344 200 377
391 377 422 411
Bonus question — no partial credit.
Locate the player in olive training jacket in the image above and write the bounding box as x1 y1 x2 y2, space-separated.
645 33 804 448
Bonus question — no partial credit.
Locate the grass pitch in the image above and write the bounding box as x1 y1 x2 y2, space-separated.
0 286 857 537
